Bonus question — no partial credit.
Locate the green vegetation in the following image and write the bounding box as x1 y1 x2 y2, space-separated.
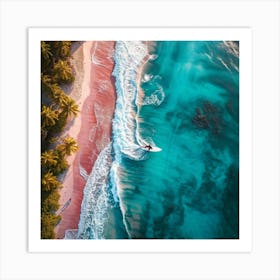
57 136 79 156
40 41 79 239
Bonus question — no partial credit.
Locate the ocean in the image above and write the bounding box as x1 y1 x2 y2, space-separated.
77 40 239 239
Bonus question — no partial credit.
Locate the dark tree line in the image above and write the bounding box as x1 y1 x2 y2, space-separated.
41 41 79 239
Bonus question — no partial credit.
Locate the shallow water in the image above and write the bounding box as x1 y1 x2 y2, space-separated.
77 41 239 239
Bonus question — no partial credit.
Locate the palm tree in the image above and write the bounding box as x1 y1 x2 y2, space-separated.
52 156 69 175
53 59 74 82
41 150 59 168
41 105 59 128
52 41 72 59
57 136 79 156
41 42 53 72
41 73 52 86
59 96 79 119
41 191 60 214
41 73 53 93
41 213 58 239
49 83 68 106
41 41 52 60
60 41 71 57
41 172 61 192
57 41 72 58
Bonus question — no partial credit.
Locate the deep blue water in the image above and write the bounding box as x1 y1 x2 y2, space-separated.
77 41 239 239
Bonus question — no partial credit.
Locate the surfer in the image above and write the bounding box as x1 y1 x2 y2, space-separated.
144 144 153 151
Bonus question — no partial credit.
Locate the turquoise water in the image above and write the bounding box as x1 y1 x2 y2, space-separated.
77 41 239 239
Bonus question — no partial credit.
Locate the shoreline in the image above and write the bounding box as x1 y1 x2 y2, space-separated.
55 41 116 239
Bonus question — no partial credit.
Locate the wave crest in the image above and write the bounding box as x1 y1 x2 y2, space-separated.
77 143 113 239
112 41 149 161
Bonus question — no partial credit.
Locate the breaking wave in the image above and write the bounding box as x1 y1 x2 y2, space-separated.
111 41 150 161
77 143 113 239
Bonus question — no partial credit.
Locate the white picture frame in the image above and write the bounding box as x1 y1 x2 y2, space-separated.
1 0 279 279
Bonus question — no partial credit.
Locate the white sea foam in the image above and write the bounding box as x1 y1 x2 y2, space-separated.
149 54 158 60
222 41 239 57
142 73 153 83
108 162 120 204
143 86 165 106
109 161 132 238
217 56 231 72
112 41 150 161
222 41 239 72
91 42 102 65
88 125 97 142
79 163 89 181
77 143 113 239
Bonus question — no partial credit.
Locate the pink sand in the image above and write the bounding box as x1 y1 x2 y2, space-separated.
55 41 116 239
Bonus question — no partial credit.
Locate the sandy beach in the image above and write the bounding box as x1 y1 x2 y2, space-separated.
55 41 116 239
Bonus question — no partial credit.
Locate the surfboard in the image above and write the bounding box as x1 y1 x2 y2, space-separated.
143 146 162 152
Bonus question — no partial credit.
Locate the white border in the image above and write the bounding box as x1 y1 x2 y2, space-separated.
1 1 279 279
28 27 252 253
